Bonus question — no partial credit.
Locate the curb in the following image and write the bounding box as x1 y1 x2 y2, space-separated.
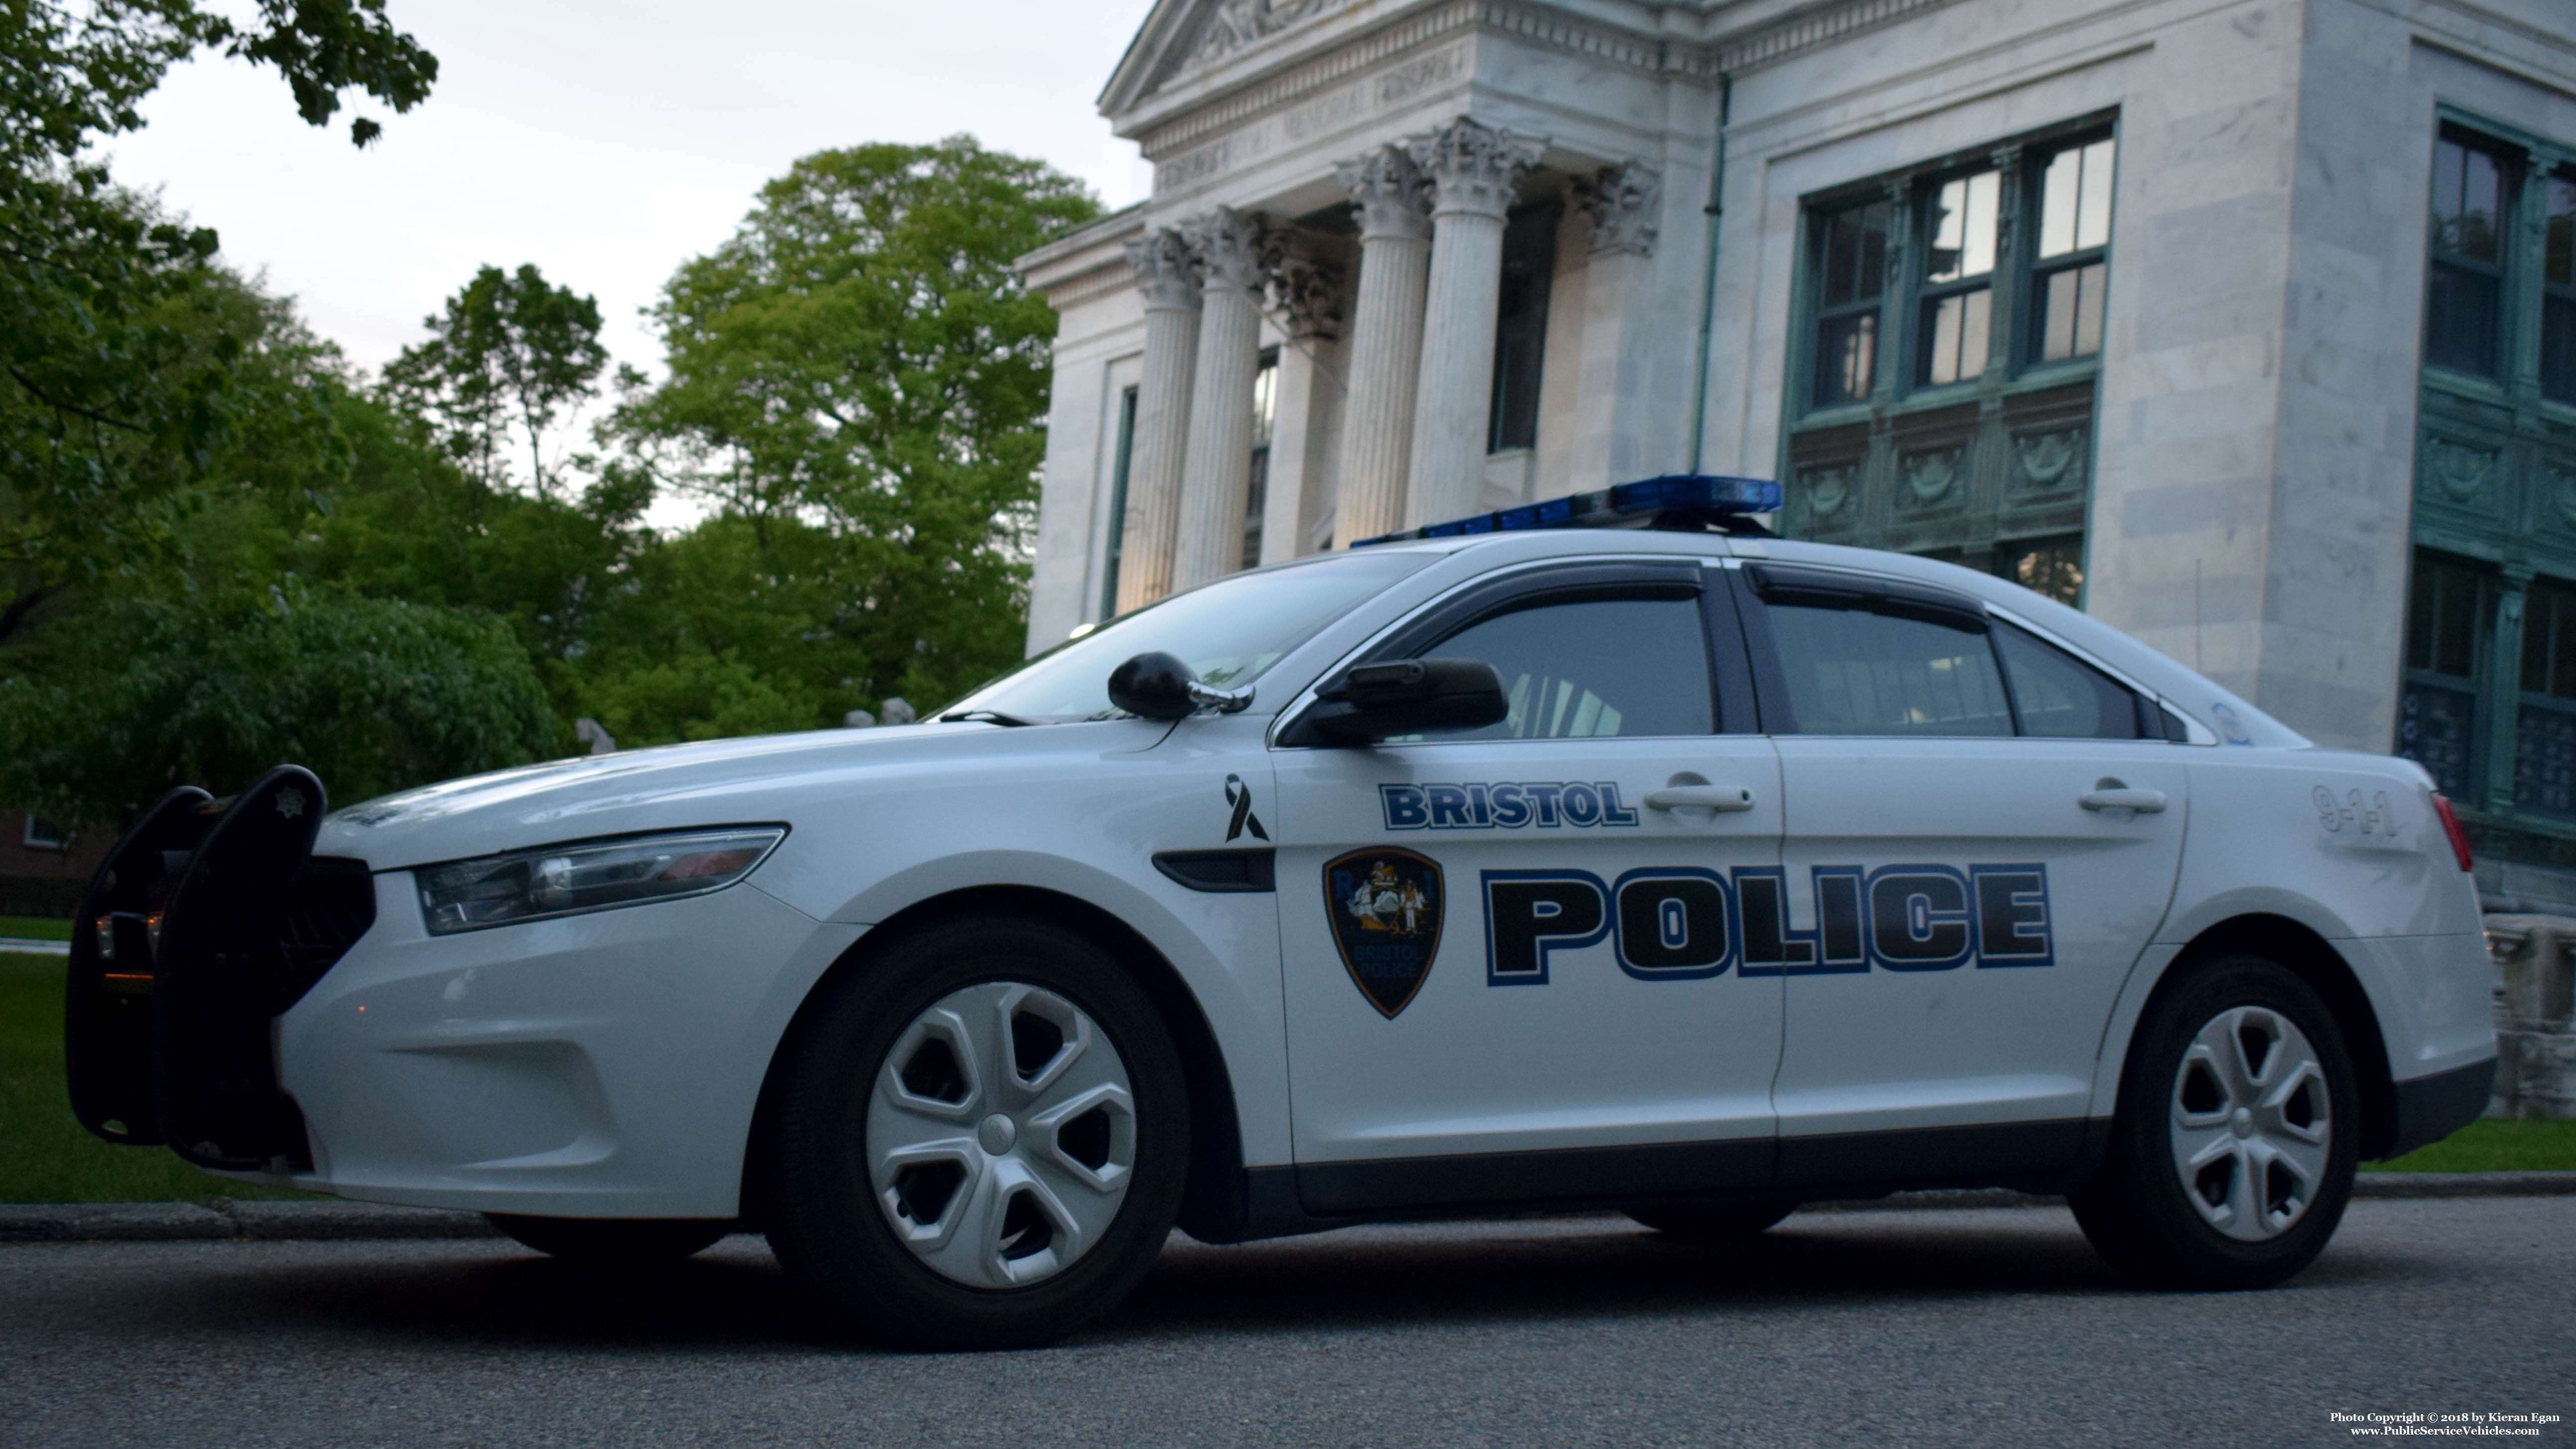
0 1199 496 1244
3 1172 2570 1243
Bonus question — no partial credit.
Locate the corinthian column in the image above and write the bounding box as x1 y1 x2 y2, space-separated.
1116 228 1202 613
1402 118 1544 530
1330 145 1433 548
1171 207 1276 591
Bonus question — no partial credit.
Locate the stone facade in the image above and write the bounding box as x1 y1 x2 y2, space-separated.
1017 0 2576 898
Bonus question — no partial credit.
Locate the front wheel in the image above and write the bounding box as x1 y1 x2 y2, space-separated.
2070 955 2359 1290
759 915 1189 1349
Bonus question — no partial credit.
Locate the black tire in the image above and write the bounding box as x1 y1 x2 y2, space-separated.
2070 954 2360 1290
759 914 1189 1350
1624 1199 1798 1237
484 1214 733 1262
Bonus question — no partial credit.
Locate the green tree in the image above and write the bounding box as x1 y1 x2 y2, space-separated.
1 0 436 640
614 136 1099 714
382 263 609 495
0 580 555 826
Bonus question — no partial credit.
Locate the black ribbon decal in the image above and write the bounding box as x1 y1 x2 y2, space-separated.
1224 773 1270 842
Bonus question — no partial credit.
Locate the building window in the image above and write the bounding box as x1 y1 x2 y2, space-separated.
2520 576 2576 819
2544 167 2576 406
2399 551 2484 798
2426 134 2511 379
1243 350 1278 570
1917 169 1998 387
2032 139 2114 363
21 814 65 850
1488 201 1558 452
1999 534 2085 607
1784 120 2114 608
1810 200 1890 407
1099 384 1137 620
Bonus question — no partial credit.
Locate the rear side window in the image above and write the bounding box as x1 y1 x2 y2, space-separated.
1994 623 2142 739
1761 604 2014 736
1428 595 1714 739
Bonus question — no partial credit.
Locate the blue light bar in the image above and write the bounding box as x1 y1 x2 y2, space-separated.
1352 473 1781 547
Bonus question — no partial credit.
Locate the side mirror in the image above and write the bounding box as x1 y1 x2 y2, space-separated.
1286 658 1509 745
1108 651 1255 722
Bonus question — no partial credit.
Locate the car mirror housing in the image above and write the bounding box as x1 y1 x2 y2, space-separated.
1284 657 1509 746
1108 651 1199 720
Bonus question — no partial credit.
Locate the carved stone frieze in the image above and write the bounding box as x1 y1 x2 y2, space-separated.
1405 117 1546 221
1898 448 1962 507
1177 206 1280 295
1334 145 1432 242
2012 428 2085 492
1189 0 1331 69
1800 463 1854 519
1574 161 1662 257
2421 435 2497 505
1124 228 1204 311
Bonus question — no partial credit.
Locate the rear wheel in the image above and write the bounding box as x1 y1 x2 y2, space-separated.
760 915 1188 1350
1625 1199 1798 1237
2070 955 2358 1290
484 1214 732 1262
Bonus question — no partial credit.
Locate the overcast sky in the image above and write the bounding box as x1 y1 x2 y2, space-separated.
107 0 1159 380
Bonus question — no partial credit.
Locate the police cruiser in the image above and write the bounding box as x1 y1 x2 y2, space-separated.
64 476 2495 1348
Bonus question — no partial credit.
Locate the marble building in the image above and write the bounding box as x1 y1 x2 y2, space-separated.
1016 0 2576 898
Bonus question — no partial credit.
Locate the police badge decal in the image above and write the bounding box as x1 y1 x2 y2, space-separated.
1323 847 1445 1018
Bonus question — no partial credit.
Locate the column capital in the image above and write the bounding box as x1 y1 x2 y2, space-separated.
1334 145 1432 242
1406 117 1545 222
1125 228 1204 311
1178 206 1279 295
1271 242 1344 340
1574 160 1662 257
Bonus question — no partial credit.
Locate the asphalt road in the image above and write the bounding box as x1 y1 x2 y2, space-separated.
3 1198 2569 1449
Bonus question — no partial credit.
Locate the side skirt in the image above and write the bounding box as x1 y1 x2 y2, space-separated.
1216 1119 2109 1243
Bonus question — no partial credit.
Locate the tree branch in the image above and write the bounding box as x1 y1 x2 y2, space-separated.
7 368 147 433
0 585 60 646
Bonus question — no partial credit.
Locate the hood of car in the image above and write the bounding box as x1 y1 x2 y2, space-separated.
314 719 1158 871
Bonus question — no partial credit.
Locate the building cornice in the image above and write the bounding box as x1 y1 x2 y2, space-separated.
1118 0 1972 158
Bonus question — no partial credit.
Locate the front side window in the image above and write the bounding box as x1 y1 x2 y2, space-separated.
2426 135 2511 379
1426 595 1713 740
1918 170 1999 386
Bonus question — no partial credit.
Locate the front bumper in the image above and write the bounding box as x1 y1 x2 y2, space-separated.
67 772 865 1218
279 872 860 1218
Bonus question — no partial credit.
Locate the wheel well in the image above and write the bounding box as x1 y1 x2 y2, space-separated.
2159 913 2399 1160
740 884 1252 1242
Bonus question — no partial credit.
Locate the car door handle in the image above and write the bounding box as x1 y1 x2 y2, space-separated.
1644 785 1756 812
2079 787 2168 814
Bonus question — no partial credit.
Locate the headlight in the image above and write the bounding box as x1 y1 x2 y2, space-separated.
417 827 787 935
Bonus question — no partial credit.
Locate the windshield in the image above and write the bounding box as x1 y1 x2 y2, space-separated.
950 551 1435 721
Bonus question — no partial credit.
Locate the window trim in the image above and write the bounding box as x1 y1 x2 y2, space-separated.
21 814 66 851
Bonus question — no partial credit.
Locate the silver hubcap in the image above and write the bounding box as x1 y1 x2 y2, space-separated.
866 982 1137 1288
2169 1005 2331 1241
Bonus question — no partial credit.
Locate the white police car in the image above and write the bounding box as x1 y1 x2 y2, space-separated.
65 476 2496 1348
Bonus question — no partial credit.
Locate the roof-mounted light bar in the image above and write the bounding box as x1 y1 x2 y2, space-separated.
1351 473 1783 547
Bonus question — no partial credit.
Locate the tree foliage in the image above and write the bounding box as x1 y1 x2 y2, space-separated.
382 263 607 495
0 0 436 638
615 136 1098 712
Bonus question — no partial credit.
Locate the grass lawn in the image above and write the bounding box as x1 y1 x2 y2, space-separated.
0 915 71 941
2376 1116 2576 1172
0 951 315 1203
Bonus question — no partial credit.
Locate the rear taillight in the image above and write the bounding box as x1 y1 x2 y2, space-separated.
2430 792 2473 872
